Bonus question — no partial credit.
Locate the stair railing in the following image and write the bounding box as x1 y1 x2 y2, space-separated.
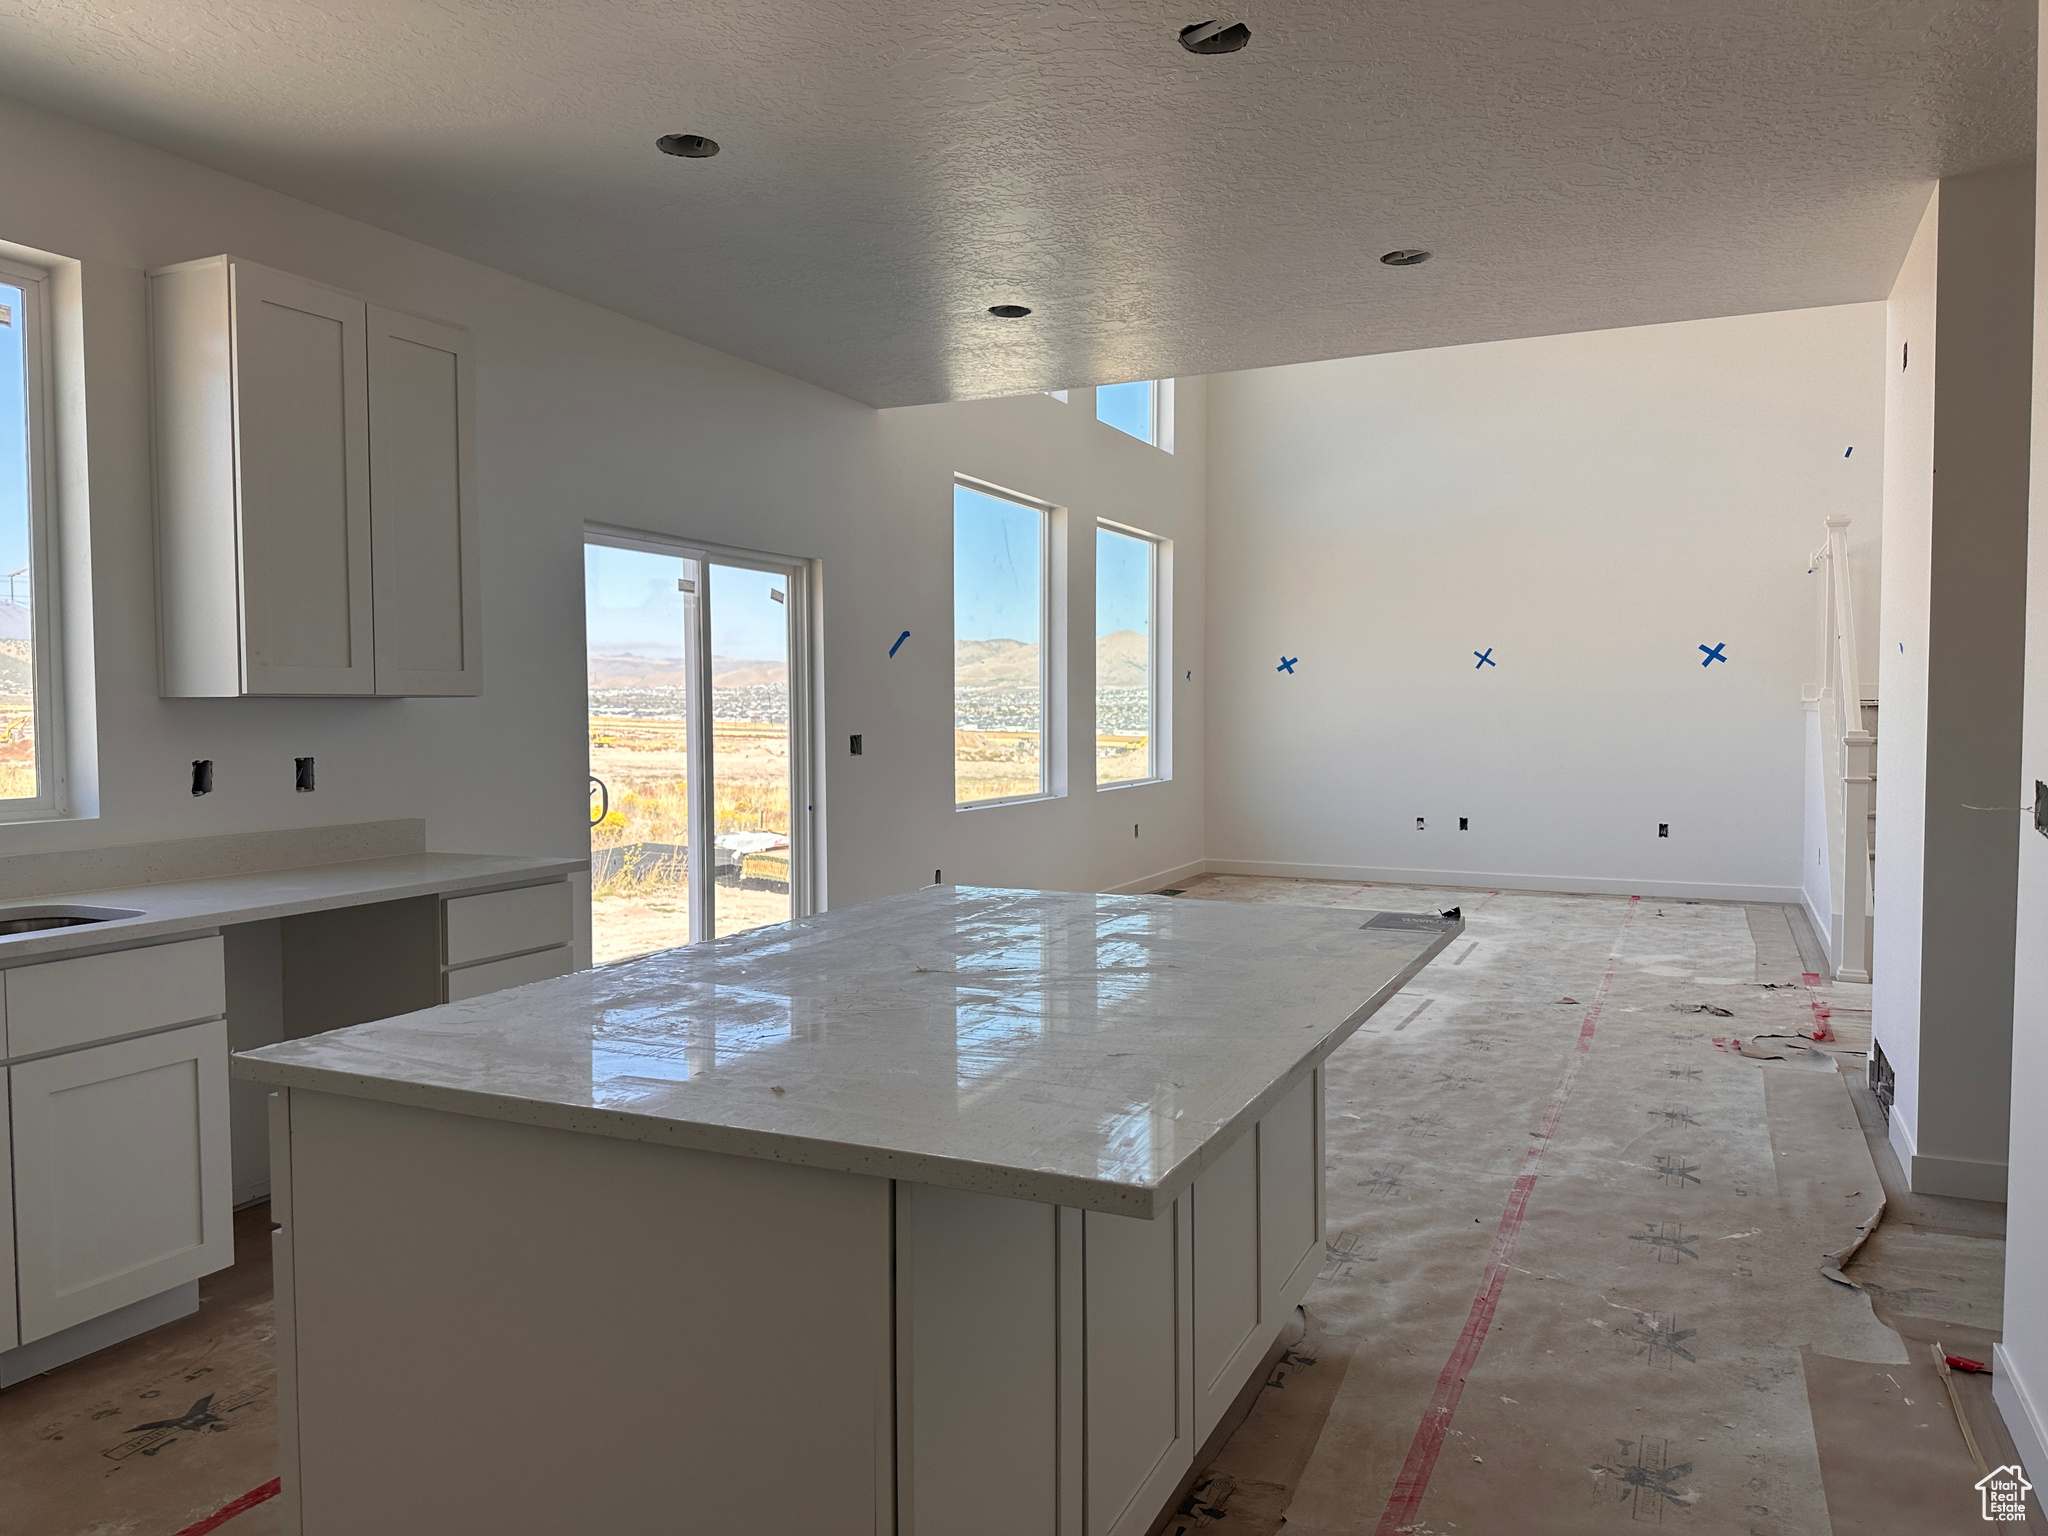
1809 514 1874 982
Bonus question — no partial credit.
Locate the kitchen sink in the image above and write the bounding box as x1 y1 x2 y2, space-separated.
0 904 143 937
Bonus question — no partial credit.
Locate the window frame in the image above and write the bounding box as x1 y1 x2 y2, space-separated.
0 255 66 821
583 522 820 935
1093 517 1170 791
953 475 1063 811
1094 378 1175 452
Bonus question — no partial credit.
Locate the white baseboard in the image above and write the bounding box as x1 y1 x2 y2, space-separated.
1800 887 1839 977
1102 857 1209 897
1203 858 1803 905
1888 1104 1918 1178
1909 1150 2009 1203
1996 1344 2048 1481
0 1280 198 1387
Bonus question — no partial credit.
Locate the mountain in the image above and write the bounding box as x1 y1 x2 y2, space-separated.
588 654 786 689
1096 630 1149 690
954 637 1039 688
952 633 1150 689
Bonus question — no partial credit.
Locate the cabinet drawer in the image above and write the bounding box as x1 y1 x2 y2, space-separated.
5 937 226 1060
445 945 572 1003
445 882 571 967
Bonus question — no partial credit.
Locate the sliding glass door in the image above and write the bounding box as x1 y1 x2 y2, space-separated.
707 562 795 937
585 532 811 964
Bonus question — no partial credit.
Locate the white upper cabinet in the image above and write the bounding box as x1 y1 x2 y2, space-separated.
368 305 480 695
151 256 480 697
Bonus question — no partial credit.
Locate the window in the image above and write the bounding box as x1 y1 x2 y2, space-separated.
1096 524 1164 786
955 481 1052 806
1096 379 1171 448
0 260 58 817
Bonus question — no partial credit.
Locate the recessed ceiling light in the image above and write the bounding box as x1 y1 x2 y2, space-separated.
1180 20 1251 54
656 133 720 158
988 304 1032 319
1380 248 1432 266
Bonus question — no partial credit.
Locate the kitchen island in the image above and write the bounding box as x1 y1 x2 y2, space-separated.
236 885 1458 1536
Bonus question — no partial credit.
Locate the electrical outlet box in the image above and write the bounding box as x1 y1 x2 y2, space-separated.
191 760 213 796
295 756 316 793
1658 823 1669 838
850 734 863 756
2036 781 2047 839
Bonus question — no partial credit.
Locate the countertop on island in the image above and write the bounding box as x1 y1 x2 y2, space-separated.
0 851 585 963
236 885 1459 1217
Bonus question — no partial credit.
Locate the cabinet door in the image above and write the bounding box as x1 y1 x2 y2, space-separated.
0 1068 15 1353
369 306 480 696
230 263 373 695
1084 1195 1194 1536
1259 1071 1322 1314
1192 1129 1262 1442
10 1022 234 1342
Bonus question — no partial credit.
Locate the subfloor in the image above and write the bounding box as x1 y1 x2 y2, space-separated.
0 1203 282 1535
1160 875 2029 1536
0 876 2024 1535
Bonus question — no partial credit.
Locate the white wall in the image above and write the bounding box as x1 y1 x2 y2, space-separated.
1874 163 2034 1204
1998 1 2048 1470
1876 191 1940 1154
1202 306 1885 901
0 95 1206 919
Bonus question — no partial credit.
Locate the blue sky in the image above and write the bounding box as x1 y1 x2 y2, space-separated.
1096 380 1154 443
0 282 33 596
584 544 788 659
1097 528 1151 636
954 484 1042 644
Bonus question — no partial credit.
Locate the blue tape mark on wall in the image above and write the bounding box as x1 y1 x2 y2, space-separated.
888 630 910 658
1277 656 1297 674
1473 648 1495 669
1700 642 1728 667
1845 446 1853 457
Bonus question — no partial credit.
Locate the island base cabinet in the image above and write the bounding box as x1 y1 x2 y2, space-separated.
893 1069 1324 1536
9 1022 232 1342
271 1089 895 1536
268 1070 1326 1536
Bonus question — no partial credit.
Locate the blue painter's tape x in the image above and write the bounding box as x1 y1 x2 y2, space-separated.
1277 656 1297 674
1700 642 1727 666
1474 648 1495 669
889 630 910 658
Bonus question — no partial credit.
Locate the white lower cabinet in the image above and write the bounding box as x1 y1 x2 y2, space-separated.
1192 1129 1263 1441
9 1021 233 1342
1085 1196 1195 1536
0 1069 15 1353
1259 1073 1322 1313
892 1069 1326 1536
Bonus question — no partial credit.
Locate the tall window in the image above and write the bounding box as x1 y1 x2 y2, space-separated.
955 481 1051 806
0 261 56 817
1096 525 1162 785
1097 379 1161 446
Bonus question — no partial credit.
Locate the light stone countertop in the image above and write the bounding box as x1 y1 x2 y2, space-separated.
236 885 1459 1217
0 851 584 963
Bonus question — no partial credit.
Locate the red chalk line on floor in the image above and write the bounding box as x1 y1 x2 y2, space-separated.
1801 971 1834 1042
1372 894 1641 1536
172 1477 281 1536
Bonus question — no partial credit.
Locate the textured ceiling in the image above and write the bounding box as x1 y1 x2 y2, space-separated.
0 1 2031 405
